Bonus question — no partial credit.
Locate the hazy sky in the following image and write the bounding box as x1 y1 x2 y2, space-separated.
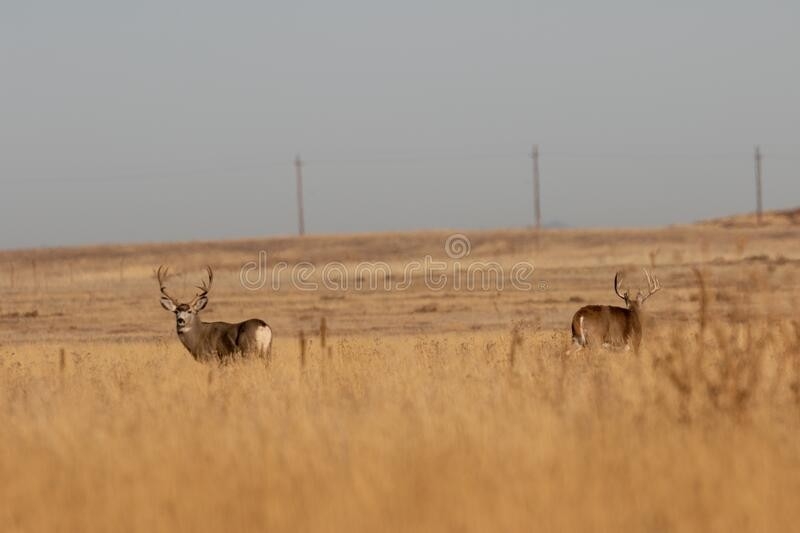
2 1 798 249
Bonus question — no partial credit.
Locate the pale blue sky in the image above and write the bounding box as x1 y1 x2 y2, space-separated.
2 1 798 249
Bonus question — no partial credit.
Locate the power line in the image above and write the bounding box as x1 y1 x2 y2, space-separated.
755 145 763 224
295 154 306 236
531 144 541 230
2 145 798 185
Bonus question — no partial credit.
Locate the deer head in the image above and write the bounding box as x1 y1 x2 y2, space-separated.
157 266 213 333
614 269 661 309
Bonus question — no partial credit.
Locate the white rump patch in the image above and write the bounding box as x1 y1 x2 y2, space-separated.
255 325 273 352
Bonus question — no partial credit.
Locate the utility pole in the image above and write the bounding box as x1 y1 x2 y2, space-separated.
754 145 763 225
295 154 305 236
532 144 541 230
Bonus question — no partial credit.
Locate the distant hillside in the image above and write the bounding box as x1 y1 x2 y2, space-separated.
698 207 800 228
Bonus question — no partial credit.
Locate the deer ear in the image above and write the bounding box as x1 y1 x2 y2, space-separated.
160 296 177 312
193 296 208 312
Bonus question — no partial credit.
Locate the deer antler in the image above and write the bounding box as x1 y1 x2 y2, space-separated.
157 265 178 305
190 265 214 305
614 272 628 301
639 268 662 303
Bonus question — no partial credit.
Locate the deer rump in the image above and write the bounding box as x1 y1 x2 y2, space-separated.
571 304 642 352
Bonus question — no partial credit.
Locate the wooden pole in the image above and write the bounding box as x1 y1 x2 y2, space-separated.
295 154 306 236
754 145 763 225
532 144 541 230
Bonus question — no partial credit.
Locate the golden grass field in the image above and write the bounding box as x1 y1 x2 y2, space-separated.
1 213 799 533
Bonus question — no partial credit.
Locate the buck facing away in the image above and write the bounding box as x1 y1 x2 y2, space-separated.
157 266 273 362
569 269 661 353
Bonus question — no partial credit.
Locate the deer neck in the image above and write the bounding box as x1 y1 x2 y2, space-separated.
177 318 213 358
627 301 644 320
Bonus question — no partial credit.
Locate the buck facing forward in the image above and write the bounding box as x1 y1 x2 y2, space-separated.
569 269 661 353
157 266 272 362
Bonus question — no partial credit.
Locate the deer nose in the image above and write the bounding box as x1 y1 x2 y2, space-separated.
177 317 186 327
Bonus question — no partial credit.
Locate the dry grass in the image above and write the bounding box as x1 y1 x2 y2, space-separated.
1 222 799 532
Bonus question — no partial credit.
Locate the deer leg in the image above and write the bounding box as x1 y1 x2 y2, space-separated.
566 339 584 354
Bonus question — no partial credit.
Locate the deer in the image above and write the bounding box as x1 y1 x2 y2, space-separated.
157 265 273 363
568 269 661 354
